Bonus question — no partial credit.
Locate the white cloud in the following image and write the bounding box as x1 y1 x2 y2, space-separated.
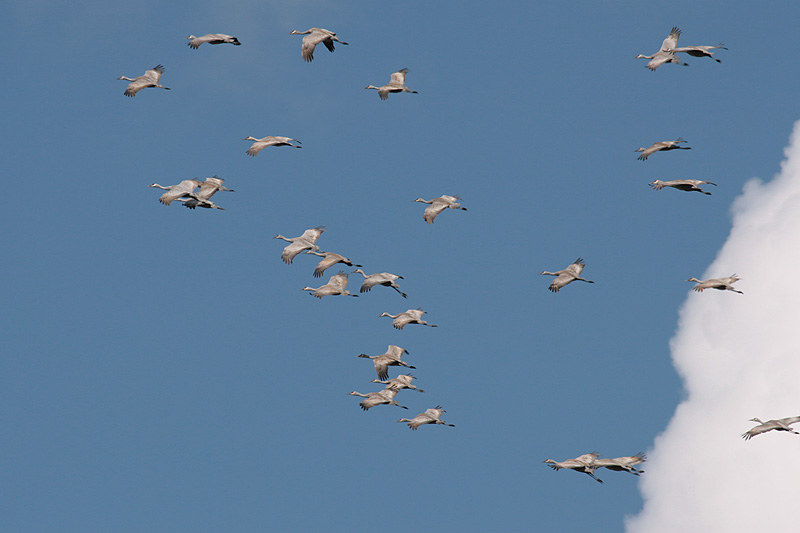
626 120 800 532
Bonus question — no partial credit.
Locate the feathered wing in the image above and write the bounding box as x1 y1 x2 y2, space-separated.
281 241 310 264
299 226 325 243
327 272 349 292
423 202 448 223
389 69 408 87
661 27 682 52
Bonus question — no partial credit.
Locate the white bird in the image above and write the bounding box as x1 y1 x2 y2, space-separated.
543 453 603 484
397 406 454 430
635 27 689 71
243 136 302 156
371 374 424 392
274 226 326 264
635 138 691 160
669 44 727 63
414 195 467 224
302 272 358 298
289 28 348 62
305 251 362 278
357 345 415 381
118 64 170 97
594 453 646 475
179 176 234 210
186 33 241 49
687 275 743 294
149 179 203 206
348 388 407 411
539 258 594 293
352 269 407 298
365 68 418 100
378 308 437 330
650 179 716 195
743 416 800 440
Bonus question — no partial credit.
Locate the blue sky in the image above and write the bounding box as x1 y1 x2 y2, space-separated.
4 1 800 531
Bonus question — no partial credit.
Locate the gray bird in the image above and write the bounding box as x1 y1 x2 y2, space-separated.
742 417 800 440
289 28 348 62
365 68 418 100
118 64 170 97
397 406 454 430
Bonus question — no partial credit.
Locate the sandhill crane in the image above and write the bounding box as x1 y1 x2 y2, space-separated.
540 258 594 293
305 251 362 278
594 453 646 475
186 34 241 49
357 345 414 381
414 195 467 224
149 179 203 206
365 68 418 100
650 179 716 195
635 138 691 160
302 272 358 298
669 44 727 63
543 453 603 484
274 226 325 264
397 406 454 430
348 388 407 411
289 28 348 62
179 176 234 210
635 27 689 71
687 275 743 294
352 269 407 298
379 308 437 330
118 65 171 97
371 374 424 392
742 416 800 440
243 136 302 156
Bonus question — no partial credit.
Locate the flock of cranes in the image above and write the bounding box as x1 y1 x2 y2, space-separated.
539 26 796 484
635 27 726 71
544 453 647 484
131 23 793 485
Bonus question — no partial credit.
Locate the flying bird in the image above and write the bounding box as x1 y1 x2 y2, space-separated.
274 226 326 264
302 272 358 298
378 308 437 330
149 179 202 206
118 64 170 97
635 27 689 71
371 374 424 392
686 275 743 294
243 136 302 156
742 417 800 440
635 138 691 160
593 453 646 475
352 269 407 298
414 195 467 224
365 68 418 100
186 33 241 49
649 179 716 195
543 453 603 484
357 345 414 381
348 388 407 411
289 28 348 62
305 251 362 278
539 258 594 293
397 406 454 430
179 176 234 210
669 44 727 63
